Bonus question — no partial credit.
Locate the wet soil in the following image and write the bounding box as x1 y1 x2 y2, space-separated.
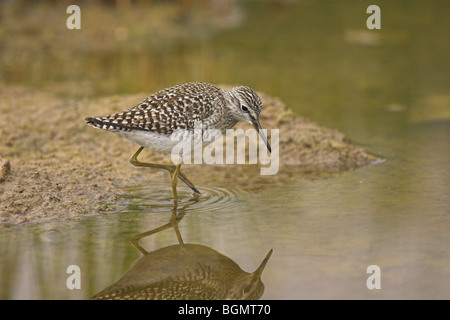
0 84 379 225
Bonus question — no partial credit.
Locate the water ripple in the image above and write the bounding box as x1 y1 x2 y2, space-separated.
120 184 247 214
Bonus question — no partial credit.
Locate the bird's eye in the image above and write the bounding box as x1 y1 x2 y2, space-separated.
241 105 249 112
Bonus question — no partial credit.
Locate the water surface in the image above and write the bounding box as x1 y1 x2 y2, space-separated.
0 0 449 299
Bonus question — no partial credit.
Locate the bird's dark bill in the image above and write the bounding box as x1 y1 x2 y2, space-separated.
252 120 272 153
254 249 273 277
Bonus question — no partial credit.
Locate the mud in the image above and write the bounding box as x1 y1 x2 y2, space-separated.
0 84 379 225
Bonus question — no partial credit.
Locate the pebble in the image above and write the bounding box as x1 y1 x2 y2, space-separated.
0 157 11 181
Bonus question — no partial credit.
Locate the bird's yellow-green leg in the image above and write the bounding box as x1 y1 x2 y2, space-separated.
130 202 186 254
177 170 200 194
171 163 182 203
131 225 166 254
129 147 201 197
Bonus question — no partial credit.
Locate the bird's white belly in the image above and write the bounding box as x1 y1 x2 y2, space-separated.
115 130 176 153
115 129 216 155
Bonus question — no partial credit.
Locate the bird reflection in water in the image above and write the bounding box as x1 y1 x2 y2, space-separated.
91 200 273 300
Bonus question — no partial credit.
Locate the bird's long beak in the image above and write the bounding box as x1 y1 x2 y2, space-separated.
253 249 273 278
252 118 271 153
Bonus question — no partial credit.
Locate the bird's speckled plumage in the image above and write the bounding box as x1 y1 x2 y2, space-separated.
90 244 272 300
85 82 271 197
87 82 244 134
85 82 269 154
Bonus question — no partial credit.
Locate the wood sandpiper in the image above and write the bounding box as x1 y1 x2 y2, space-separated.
85 82 271 202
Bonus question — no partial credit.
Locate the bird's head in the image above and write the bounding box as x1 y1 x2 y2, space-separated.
229 86 271 153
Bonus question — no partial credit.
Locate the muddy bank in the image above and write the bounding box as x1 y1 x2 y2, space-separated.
0 85 379 225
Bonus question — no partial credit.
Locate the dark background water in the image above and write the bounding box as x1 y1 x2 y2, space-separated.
0 0 449 299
